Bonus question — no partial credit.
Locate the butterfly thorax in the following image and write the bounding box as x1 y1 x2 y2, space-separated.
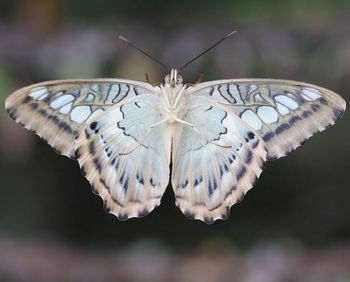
160 69 189 123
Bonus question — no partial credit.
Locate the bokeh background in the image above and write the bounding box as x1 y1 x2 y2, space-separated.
0 0 350 281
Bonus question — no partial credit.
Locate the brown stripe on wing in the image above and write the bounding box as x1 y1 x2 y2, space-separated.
6 94 77 158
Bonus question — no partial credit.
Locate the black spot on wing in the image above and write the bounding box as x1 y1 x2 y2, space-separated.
228 154 236 164
263 132 275 142
289 116 302 126
208 177 218 196
6 107 17 119
48 114 60 125
150 178 156 187
138 208 149 217
236 167 247 181
252 139 260 149
247 131 255 140
302 110 312 118
38 109 48 117
311 103 321 112
93 158 102 173
219 165 223 177
89 142 96 155
194 177 203 187
219 162 230 177
90 121 99 133
113 157 120 171
30 103 38 110
111 157 116 165
119 172 129 192
23 96 32 103
136 173 144 185
184 210 195 220
275 123 290 135
245 150 253 164
181 179 189 188
319 97 328 105
59 121 74 134
85 129 91 139
105 147 112 157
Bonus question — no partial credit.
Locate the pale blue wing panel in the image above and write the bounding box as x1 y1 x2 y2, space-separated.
75 95 171 220
172 96 267 223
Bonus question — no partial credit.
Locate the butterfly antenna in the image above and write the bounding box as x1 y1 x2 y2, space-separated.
118 35 170 72
180 30 237 72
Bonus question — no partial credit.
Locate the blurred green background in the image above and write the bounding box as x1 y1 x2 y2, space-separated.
0 0 349 281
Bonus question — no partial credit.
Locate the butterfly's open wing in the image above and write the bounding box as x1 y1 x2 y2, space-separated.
5 79 155 159
75 95 172 219
172 96 267 223
189 79 346 160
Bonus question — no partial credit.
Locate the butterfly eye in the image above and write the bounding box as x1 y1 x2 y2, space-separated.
177 75 183 84
165 74 171 84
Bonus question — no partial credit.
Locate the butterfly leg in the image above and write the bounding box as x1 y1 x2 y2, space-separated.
118 118 170 155
174 118 231 149
145 73 160 87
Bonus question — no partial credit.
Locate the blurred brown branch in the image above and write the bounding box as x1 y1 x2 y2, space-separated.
0 237 350 282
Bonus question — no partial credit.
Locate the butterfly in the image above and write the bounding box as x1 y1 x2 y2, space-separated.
4 67 346 223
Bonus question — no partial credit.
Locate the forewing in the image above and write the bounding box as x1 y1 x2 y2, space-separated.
75 95 171 219
172 96 267 223
190 79 346 160
5 79 156 159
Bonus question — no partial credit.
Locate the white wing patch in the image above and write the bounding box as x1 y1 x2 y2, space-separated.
50 93 74 109
240 110 263 130
302 87 322 100
29 87 48 99
70 105 92 123
274 95 299 110
257 106 279 124
276 102 289 115
59 102 73 114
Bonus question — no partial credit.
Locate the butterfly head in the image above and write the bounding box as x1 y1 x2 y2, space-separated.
164 69 183 88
